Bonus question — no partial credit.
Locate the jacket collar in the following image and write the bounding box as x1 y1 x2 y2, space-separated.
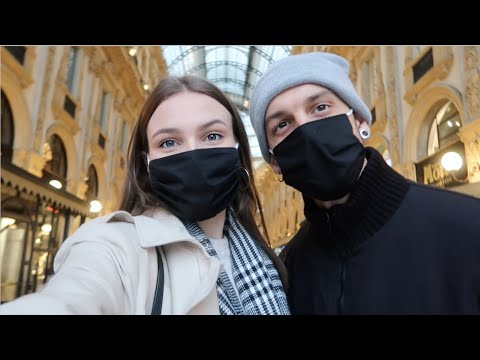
106 209 199 249
302 147 411 255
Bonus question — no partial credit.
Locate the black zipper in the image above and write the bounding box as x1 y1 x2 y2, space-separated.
325 211 332 236
337 260 347 314
325 208 347 314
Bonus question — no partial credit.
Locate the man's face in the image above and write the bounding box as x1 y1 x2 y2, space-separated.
264 84 364 174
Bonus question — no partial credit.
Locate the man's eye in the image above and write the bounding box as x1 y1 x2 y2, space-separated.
315 104 327 112
275 121 288 132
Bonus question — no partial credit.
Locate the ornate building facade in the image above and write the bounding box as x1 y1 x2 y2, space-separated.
255 46 480 249
2 45 479 300
1 46 166 302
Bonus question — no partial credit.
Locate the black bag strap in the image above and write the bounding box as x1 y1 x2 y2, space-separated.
151 246 164 315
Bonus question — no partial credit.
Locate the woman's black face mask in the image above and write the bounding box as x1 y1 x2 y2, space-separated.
148 147 242 221
270 109 365 201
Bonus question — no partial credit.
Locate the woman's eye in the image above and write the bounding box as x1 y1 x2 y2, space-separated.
206 133 222 141
315 104 327 112
160 139 176 148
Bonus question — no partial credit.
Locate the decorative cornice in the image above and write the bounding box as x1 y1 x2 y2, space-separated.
1 47 34 89
464 47 480 118
34 46 56 152
386 46 401 166
51 81 82 135
253 161 305 248
404 47 454 106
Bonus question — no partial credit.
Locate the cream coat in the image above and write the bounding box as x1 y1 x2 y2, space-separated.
0 210 223 315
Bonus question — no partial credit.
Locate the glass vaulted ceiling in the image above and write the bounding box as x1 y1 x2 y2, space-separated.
160 46 292 158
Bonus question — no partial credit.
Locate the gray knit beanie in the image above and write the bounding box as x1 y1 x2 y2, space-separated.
249 52 372 162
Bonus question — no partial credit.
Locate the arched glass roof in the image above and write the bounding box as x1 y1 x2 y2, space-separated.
160 46 292 158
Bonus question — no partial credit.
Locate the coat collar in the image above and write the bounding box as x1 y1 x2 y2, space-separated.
105 209 199 249
302 147 410 256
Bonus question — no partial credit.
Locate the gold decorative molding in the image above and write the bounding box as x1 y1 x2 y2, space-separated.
371 96 387 133
458 119 480 183
464 47 480 118
404 85 465 163
12 149 46 177
394 161 416 181
404 46 454 105
290 46 305 55
464 46 479 71
365 134 390 153
55 47 70 84
51 46 82 135
1 47 35 89
254 162 304 248
33 46 56 152
88 47 104 76
385 46 401 166
152 46 168 80
458 117 480 143
51 83 82 135
66 179 89 200
90 126 107 163
466 73 480 117
350 47 387 134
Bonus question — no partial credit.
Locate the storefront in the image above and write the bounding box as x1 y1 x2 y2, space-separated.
1 164 89 303
412 98 480 197
1 87 96 303
415 140 469 188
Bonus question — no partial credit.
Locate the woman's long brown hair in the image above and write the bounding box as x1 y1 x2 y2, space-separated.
119 75 287 288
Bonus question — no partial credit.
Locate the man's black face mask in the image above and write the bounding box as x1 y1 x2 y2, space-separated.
270 110 365 201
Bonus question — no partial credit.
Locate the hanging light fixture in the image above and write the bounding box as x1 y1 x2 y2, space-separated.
441 151 463 171
128 46 137 57
90 200 103 213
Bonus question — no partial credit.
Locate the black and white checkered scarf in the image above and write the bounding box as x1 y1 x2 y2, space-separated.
182 208 290 315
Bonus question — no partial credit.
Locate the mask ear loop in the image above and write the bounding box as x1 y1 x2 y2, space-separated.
268 149 284 182
346 108 370 139
236 143 251 190
146 153 151 174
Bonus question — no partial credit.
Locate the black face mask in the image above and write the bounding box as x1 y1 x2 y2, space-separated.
271 111 365 201
148 147 242 221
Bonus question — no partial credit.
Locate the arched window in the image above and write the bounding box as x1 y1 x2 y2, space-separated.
427 100 462 156
65 47 80 96
85 165 98 201
42 135 67 181
1 90 15 163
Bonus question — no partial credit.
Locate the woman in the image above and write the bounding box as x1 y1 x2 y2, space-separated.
0 75 290 315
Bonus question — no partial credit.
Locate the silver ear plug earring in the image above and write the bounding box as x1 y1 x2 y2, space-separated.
360 129 370 139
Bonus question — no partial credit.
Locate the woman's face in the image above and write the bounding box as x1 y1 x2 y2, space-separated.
147 91 236 160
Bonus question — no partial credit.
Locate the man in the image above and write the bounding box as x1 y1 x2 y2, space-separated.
249 51 480 314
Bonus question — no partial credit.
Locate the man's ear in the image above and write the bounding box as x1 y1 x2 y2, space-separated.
353 114 371 140
270 153 282 175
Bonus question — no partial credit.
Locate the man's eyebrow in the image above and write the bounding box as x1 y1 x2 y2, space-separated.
306 89 333 104
265 110 288 127
265 89 333 127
